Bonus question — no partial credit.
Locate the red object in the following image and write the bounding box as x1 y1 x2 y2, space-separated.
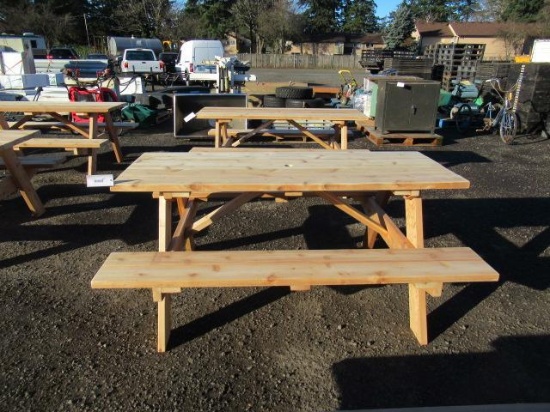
68 86 118 123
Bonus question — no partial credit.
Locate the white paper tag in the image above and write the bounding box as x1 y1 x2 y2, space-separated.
397 82 405 88
86 174 114 187
184 112 196 122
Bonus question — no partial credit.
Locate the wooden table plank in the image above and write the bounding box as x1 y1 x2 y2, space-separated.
91 247 499 289
0 101 125 113
112 150 470 193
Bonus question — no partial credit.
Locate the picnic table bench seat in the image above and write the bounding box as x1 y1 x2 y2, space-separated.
207 127 336 142
8 120 138 131
91 247 499 352
15 137 109 156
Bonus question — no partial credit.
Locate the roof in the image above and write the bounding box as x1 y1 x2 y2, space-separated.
415 21 532 38
450 22 516 37
415 22 454 37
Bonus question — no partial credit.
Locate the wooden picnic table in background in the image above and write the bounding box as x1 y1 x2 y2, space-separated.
195 107 369 150
0 130 45 216
0 101 126 174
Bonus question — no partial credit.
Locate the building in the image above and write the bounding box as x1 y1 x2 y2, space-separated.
413 21 531 60
287 33 384 56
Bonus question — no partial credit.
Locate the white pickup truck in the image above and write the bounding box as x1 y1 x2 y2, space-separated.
119 48 164 75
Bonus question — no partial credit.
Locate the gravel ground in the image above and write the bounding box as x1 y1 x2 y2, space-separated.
1 69 549 411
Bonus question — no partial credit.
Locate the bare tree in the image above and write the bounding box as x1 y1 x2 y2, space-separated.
113 0 173 38
257 0 304 54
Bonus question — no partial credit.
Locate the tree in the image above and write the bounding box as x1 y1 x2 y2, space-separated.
500 0 544 22
257 0 304 53
231 0 264 53
409 0 451 22
112 0 173 38
383 1 415 49
300 0 341 33
341 0 378 32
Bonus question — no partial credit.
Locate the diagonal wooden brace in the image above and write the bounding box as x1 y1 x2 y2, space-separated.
287 119 333 150
231 119 275 147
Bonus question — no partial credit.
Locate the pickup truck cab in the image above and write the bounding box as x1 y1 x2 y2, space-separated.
120 48 164 74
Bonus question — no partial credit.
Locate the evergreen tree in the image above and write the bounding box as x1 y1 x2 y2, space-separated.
501 0 544 22
341 0 378 32
300 0 341 33
384 1 415 49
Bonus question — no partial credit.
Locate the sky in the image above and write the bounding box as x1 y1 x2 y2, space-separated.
376 0 402 19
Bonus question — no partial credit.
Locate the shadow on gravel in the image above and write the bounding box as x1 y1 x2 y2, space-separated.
0 188 158 268
168 287 290 349
424 198 550 291
333 335 550 410
422 150 491 167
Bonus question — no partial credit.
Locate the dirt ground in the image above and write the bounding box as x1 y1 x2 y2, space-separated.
1 69 549 411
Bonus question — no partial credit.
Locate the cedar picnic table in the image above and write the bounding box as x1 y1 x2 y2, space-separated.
111 149 470 252
0 130 45 216
93 149 500 352
0 101 126 174
195 107 368 150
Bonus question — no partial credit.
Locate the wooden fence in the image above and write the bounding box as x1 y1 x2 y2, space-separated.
236 53 363 69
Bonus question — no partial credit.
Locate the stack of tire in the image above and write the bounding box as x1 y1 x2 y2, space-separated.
263 86 325 108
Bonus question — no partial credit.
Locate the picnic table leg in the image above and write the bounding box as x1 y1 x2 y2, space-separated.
0 113 9 129
405 194 424 248
87 114 99 175
159 195 172 252
103 113 123 163
0 148 45 217
214 121 222 148
408 283 428 345
340 122 348 150
153 289 180 353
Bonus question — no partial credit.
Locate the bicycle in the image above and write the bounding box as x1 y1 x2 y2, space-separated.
477 78 520 144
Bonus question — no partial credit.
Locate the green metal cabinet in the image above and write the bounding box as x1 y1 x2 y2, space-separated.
374 80 440 134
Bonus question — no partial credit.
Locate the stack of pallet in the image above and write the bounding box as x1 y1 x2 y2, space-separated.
507 63 550 133
425 43 486 91
383 57 434 79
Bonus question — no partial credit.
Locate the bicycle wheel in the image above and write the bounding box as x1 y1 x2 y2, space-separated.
454 104 472 133
499 109 518 144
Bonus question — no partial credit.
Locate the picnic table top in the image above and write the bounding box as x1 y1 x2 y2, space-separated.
195 107 368 121
0 130 39 150
0 101 126 113
112 149 470 193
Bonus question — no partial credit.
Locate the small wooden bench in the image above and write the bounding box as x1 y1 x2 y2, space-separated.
207 128 336 143
91 247 499 352
9 120 138 130
15 137 109 155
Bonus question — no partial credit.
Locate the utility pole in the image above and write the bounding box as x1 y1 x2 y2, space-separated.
83 13 91 47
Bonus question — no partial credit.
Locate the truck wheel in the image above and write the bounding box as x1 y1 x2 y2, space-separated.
275 86 314 99
263 95 285 107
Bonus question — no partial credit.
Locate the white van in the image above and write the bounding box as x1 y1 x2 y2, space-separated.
175 39 224 73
